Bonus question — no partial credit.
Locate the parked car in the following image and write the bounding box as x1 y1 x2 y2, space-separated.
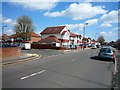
98 46 115 63
20 43 31 50
91 44 97 49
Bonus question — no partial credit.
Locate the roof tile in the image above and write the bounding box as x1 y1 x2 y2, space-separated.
39 35 61 43
40 26 66 34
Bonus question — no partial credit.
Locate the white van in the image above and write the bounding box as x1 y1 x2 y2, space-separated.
21 43 31 50
91 44 97 49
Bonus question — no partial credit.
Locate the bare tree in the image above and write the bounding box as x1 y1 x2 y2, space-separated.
14 16 34 41
97 35 105 45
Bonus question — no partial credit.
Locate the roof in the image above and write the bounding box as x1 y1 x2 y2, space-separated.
70 32 77 37
2 34 9 40
10 34 17 38
40 26 66 34
88 37 91 39
39 35 61 43
30 32 40 37
61 31 67 35
83 37 88 41
10 32 40 38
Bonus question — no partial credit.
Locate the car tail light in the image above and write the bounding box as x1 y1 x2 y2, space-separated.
112 54 115 59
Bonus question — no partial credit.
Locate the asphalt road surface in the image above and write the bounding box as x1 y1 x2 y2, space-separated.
2 49 114 88
22 49 65 57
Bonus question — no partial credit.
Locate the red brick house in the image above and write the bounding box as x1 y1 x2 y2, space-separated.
38 35 61 48
10 32 41 44
40 26 70 48
69 32 78 49
2 34 9 41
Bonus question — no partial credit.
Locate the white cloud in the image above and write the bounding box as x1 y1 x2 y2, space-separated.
100 10 119 27
100 31 105 35
62 23 84 31
100 22 112 27
85 19 98 26
2 18 16 26
5 29 14 35
100 31 115 37
100 10 118 23
3 19 12 23
9 0 58 11
113 27 120 30
44 3 107 20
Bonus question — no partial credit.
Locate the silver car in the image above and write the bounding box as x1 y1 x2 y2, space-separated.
98 46 115 62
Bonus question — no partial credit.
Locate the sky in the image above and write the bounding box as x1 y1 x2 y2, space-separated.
1 0 120 42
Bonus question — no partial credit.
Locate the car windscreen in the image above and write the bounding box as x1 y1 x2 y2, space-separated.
100 48 112 53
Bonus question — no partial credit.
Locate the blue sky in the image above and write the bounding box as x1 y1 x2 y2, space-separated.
1 0 119 42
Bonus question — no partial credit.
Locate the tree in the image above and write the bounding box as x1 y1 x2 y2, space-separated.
97 35 105 45
14 16 34 41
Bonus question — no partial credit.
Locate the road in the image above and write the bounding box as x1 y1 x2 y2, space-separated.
2 49 114 88
22 49 65 57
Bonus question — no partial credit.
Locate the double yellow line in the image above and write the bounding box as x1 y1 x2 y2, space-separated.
2 55 41 67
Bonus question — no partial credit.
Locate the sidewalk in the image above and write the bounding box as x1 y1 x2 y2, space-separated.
2 53 40 65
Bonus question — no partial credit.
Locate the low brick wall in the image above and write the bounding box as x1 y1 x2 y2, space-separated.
31 44 69 50
0 47 21 58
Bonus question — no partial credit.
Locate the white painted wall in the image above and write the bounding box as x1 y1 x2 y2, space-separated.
62 42 70 48
62 32 70 40
74 36 78 45
60 27 68 34
41 26 71 48
70 36 77 45
56 43 60 47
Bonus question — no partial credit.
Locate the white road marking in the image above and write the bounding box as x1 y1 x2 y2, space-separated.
20 70 46 80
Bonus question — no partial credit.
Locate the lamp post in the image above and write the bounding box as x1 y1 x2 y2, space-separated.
2 26 7 44
2 26 7 36
95 33 98 41
83 23 88 49
83 23 88 38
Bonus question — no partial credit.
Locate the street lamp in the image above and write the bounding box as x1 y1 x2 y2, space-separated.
95 33 98 41
83 23 88 38
2 26 7 36
83 23 88 49
2 26 7 45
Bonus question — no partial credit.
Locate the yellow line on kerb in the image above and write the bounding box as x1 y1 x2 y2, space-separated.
2 55 41 67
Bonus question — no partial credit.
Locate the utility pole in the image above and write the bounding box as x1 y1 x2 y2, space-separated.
83 23 88 49
95 33 98 41
2 26 7 36
2 26 7 43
